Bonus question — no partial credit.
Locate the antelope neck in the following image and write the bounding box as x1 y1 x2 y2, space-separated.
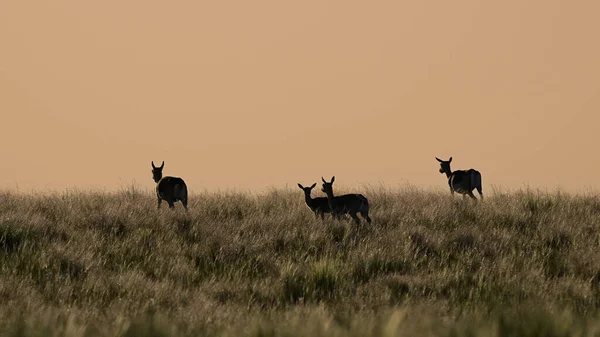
444 169 453 179
323 188 335 199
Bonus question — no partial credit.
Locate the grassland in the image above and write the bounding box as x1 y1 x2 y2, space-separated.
2 186 600 336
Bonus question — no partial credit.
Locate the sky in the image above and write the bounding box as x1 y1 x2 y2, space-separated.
1 0 599 193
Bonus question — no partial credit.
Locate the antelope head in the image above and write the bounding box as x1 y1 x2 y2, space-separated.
151 161 165 183
321 176 335 194
298 183 317 196
436 157 452 175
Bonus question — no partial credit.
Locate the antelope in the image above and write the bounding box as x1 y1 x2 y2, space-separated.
435 157 482 201
151 161 188 211
321 176 371 225
298 183 332 219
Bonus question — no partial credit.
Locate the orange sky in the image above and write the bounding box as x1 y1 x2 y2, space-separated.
1 1 599 193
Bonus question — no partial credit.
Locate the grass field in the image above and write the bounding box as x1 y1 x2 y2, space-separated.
2 186 600 336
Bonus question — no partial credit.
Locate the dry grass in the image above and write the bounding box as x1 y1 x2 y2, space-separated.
2 186 600 336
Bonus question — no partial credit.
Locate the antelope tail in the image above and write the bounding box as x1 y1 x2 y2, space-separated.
174 183 188 201
358 195 369 210
470 170 482 191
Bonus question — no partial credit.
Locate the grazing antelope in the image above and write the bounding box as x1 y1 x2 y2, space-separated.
436 157 482 201
151 161 188 211
321 176 371 225
298 183 332 219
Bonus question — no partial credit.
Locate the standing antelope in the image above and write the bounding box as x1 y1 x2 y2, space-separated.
436 157 482 201
321 176 371 225
298 183 332 219
151 161 188 211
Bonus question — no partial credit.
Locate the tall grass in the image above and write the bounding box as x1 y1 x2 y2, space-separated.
1 187 600 336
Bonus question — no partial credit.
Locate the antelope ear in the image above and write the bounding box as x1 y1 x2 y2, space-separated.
331 176 335 183
435 157 442 163
448 157 452 163
310 183 316 189
152 161 156 169
160 161 165 169
297 183 304 189
322 177 326 183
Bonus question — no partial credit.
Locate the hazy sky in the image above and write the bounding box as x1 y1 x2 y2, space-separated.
1 1 599 193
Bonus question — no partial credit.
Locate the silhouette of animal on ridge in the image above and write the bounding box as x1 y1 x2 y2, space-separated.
321 176 371 225
151 161 188 211
436 157 482 201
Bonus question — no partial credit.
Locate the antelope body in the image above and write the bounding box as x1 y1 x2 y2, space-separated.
436 157 482 201
321 176 371 225
298 183 331 219
151 161 188 211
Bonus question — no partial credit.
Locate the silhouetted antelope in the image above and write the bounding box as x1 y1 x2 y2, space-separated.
321 176 371 225
298 183 332 219
436 157 482 201
151 161 188 211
